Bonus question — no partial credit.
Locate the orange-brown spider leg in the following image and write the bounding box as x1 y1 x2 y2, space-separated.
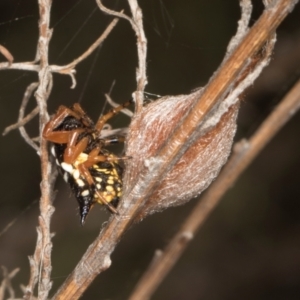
43 105 84 142
94 191 119 214
72 103 94 127
102 136 125 145
72 103 87 116
63 130 88 164
82 146 131 169
95 99 133 131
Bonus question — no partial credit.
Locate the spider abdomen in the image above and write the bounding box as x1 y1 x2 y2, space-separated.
52 144 123 223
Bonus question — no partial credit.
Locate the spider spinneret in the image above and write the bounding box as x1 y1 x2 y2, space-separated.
43 100 132 224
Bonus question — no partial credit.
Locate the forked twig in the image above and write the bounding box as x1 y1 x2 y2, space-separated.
50 16 120 88
3 106 39 136
2 83 39 151
128 77 300 300
0 267 20 300
0 16 120 89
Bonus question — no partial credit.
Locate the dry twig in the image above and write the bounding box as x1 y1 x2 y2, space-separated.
2 83 39 150
50 16 120 88
0 45 14 65
0 267 20 300
96 0 147 111
0 17 120 88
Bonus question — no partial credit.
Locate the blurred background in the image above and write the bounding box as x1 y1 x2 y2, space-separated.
0 0 299 299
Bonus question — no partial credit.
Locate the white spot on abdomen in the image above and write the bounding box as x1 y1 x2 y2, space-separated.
76 179 85 187
61 162 74 173
73 169 80 179
81 190 89 197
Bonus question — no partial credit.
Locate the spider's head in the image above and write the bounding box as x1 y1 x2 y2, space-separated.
54 115 87 132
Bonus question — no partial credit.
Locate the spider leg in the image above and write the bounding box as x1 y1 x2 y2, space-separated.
95 99 133 131
43 130 76 144
72 103 87 116
63 130 89 164
95 190 118 214
43 105 83 141
79 146 130 169
72 103 94 127
102 136 125 145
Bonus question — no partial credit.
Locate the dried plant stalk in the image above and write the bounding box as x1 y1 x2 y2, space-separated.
24 0 55 299
97 0 147 111
0 45 14 65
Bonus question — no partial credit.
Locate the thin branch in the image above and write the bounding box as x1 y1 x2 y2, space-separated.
0 17 120 89
50 16 120 88
2 82 39 136
52 1 298 299
24 228 43 300
100 127 129 138
127 0 148 112
24 0 55 299
96 0 134 24
128 77 300 300
0 267 20 300
16 107 39 150
0 62 39 72
0 45 14 65
226 0 252 56
2 107 39 136
3 82 40 151
96 0 148 111
104 94 134 117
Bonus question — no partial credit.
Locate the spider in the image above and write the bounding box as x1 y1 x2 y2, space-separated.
42 100 132 224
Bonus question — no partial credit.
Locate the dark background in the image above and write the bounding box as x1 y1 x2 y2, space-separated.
0 0 300 299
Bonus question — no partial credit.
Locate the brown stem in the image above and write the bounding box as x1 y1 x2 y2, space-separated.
96 0 148 111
